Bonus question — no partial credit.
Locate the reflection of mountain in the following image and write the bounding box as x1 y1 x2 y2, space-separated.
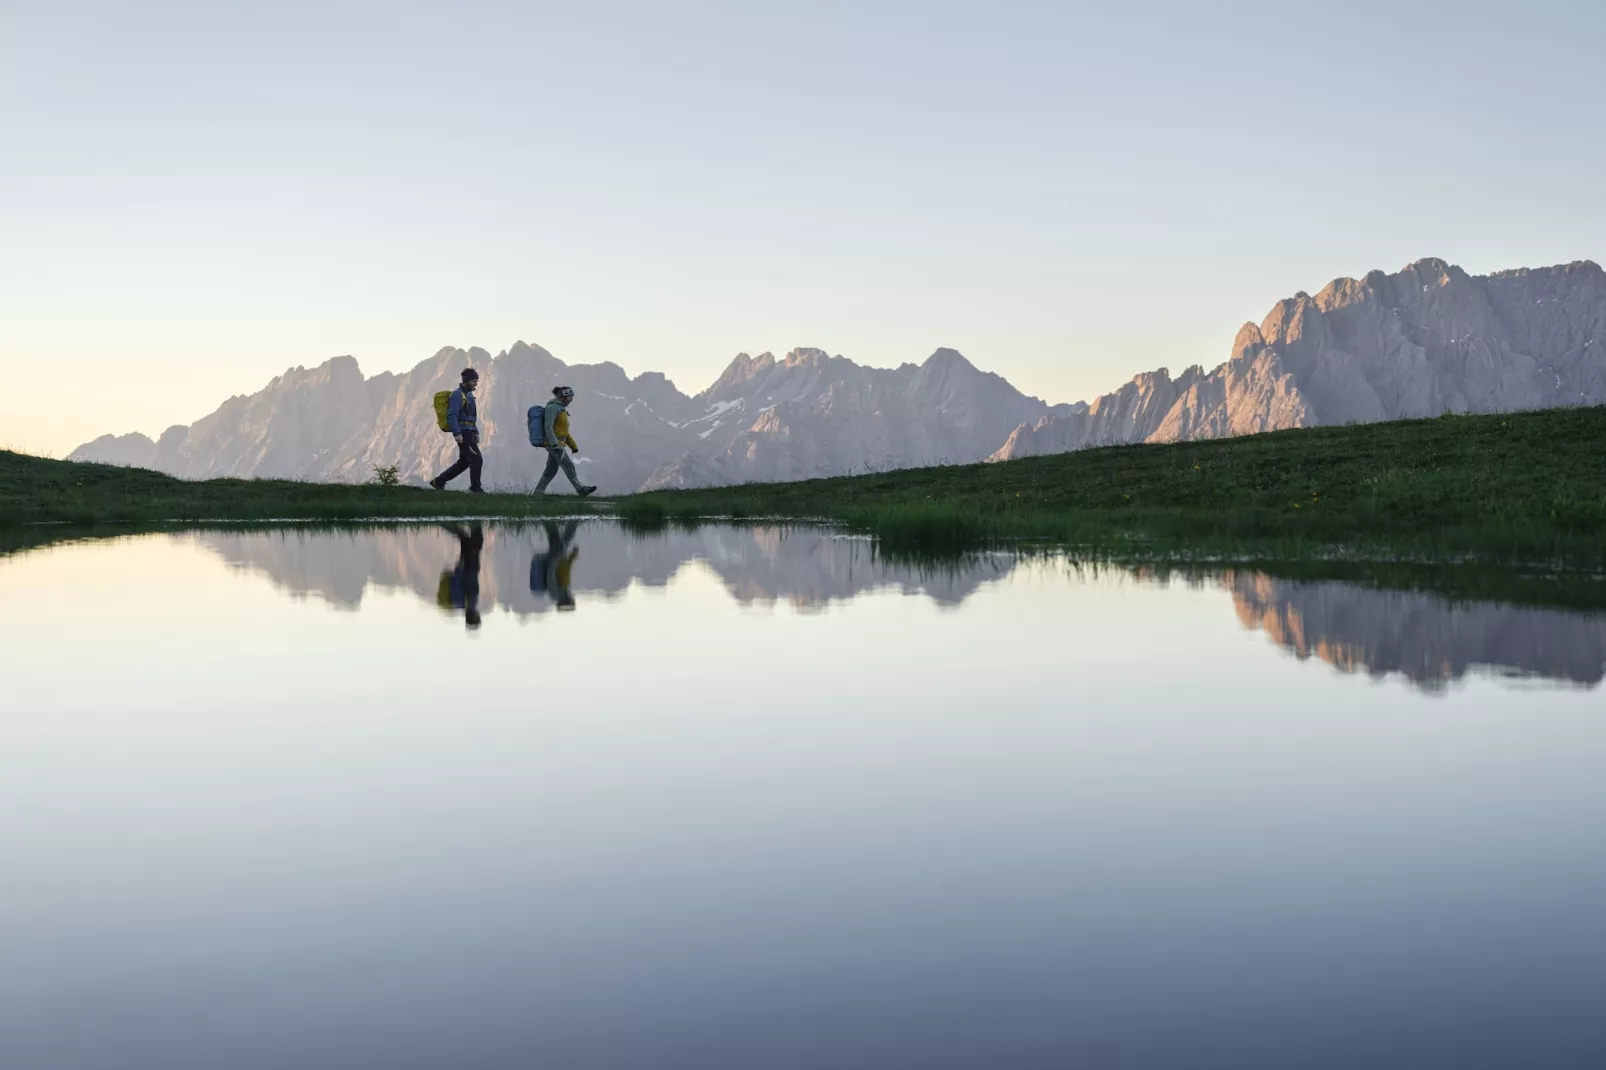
1224 571 1606 690
184 525 1606 687
192 523 1015 613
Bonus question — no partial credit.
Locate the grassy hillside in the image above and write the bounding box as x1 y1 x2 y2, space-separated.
7 406 1606 565
617 406 1606 564
0 451 597 526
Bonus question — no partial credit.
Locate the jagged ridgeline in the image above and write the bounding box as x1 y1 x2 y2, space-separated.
73 258 1606 493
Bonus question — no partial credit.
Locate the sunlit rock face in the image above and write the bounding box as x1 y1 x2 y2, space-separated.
990 258 1606 460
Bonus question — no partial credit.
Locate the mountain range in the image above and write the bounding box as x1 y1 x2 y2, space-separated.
71 257 1605 492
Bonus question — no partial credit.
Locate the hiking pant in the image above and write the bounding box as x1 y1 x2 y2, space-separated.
535 446 583 493
435 434 483 490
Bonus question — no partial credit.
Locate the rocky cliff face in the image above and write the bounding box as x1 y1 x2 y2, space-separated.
641 347 1061 489
991 258 1605 460
71 342 708 494
70 258 1606 486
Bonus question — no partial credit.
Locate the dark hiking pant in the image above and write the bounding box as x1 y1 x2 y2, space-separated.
535 446 584 493
435 434 483 490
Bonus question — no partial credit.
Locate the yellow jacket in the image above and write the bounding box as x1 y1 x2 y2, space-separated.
548 404 579 451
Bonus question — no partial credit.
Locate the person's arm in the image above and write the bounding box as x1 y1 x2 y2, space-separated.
543 402 559 446
564 430 579 452
447 390 464 438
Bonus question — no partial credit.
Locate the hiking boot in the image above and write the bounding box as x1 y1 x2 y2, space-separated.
429 478 445 490
578 485 597 497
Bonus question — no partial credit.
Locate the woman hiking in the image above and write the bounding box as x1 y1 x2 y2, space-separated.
535 385 597 496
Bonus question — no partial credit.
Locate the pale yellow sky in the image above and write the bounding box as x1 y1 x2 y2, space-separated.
4 2 1602 457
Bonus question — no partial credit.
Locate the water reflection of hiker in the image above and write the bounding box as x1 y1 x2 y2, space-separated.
529 520 580 611
441 522 485 628
431 368 485 493
531 386 597 497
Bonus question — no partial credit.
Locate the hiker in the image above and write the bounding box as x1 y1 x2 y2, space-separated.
532 385 597 496
529 520 580 611
431 368 485 493
439 522 485 628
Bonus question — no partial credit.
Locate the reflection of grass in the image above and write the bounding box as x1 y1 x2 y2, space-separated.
618 407 1606 566
0 450 603 527
614 498 669 534
1047 554 1606 614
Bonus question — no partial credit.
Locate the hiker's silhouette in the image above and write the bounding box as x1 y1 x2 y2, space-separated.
439 522 485 628
529 520 581 611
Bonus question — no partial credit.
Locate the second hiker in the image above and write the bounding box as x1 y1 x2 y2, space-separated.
532 385 597 496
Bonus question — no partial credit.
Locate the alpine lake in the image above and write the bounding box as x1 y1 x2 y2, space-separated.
3 521 1604 1069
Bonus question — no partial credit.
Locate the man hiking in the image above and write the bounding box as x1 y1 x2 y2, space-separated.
431 368 485 493
534 385 597 496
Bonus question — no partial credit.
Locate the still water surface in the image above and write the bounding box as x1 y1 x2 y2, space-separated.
3 523 1604 1068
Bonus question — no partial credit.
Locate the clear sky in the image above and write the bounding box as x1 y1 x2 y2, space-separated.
3 0 1602 456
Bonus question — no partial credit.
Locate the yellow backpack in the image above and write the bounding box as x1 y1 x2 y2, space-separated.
432 391 453 432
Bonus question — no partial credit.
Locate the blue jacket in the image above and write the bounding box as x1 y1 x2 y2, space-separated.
446 387 479 436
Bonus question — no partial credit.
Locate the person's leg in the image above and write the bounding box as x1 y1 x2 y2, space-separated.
465 438 484 491
558 451 585 491
433 438 474 487
534 447 562 492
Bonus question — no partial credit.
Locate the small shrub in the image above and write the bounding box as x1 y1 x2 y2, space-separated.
371 464 401 487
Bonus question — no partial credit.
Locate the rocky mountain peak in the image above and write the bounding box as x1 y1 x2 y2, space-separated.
1231 322 1266 360
702 352 777 398
783 348 830 367
503 340 559 362
1489 259 1603 281
923 347 975 370
913 348 990 399
1260 291 1326 347
1404 256 1453 275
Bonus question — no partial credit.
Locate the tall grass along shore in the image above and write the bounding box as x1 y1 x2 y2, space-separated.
615 406 1606 566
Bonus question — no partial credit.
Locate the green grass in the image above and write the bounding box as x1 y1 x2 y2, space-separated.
9 406 1606 567
0 451 601 527
615 406 1606 565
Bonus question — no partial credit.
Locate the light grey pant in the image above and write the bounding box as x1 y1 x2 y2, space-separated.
535 446 583 492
